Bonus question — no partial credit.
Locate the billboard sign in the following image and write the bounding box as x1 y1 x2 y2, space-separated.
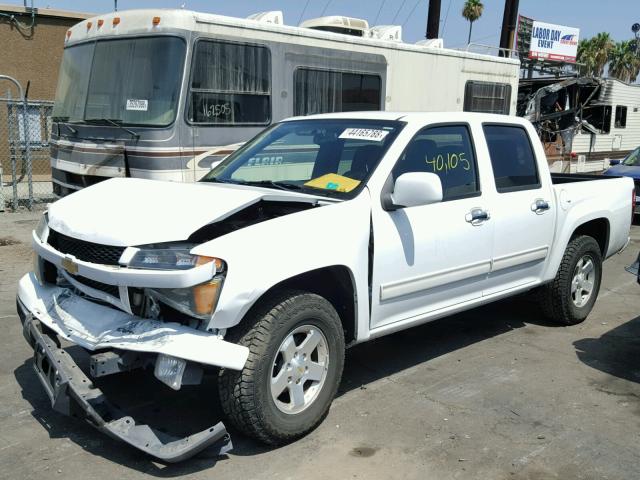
528 20 579 63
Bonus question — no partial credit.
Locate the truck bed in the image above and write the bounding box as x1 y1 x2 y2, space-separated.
550 173 618 185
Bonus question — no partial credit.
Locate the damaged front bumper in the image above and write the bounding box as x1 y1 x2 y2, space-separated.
16 272 250 462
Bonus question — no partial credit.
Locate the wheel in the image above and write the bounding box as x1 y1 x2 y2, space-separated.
539 235 602 325
218 289 345 445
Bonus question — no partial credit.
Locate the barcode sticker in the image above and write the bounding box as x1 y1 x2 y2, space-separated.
339 128 390 142
126 99 148 111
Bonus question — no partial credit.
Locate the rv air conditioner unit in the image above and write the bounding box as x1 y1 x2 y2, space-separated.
368 25 402 41
300 16 369 37
416 38 444 48
247 11 284 25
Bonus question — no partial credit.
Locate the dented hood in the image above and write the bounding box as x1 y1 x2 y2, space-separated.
48 178 278 246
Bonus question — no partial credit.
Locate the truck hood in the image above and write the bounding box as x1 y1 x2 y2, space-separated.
47 178 313 246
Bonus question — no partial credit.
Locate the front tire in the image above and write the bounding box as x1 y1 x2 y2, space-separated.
218 290 345 445
539 235 603 325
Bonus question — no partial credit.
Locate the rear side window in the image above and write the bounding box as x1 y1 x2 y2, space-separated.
392 125 479 201
483 125 540 193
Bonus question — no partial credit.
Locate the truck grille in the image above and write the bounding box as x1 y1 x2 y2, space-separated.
48 229 125 266
68 273 120 298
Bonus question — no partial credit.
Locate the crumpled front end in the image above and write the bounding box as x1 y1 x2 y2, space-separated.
16 272 248 461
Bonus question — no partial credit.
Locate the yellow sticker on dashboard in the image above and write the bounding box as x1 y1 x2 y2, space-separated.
304 173 361 192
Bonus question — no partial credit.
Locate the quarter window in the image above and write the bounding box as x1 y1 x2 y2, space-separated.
464 81 511 115
188 40 271 125
392 125 479 201
615 105 627 128
484 125 540 193
294 69 381 116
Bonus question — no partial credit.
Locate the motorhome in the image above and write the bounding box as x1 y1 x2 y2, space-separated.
520 77 640 173
50 8 520 195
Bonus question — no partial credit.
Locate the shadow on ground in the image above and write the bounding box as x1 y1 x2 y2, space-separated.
13 296 557 475
574 315 640 385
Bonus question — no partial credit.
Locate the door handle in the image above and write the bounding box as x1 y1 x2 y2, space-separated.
465 208 490 225
531 199 551 214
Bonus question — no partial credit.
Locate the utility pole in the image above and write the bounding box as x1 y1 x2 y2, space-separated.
499 0 519 57
425 0 441 39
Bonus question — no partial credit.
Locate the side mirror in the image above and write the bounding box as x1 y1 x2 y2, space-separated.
383 172 443 210
609 159 622 166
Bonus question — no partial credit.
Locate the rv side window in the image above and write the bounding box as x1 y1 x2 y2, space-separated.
294 69 381 116
585 105 612 133
615 106 627 128
463 81 511 115
188 40 271 125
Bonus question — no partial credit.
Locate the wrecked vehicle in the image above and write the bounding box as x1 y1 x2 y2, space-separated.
17 112 634 461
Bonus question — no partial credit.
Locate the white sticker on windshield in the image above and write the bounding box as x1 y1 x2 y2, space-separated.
126 99 148 111
339 128 390 142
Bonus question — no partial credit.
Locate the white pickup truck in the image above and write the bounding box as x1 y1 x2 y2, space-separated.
17 112 634 461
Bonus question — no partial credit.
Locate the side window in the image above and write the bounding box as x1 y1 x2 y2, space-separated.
615 105 627 128
483 125 540 193
464 81 511 115
294 68 381 116
188 40 271 125
392 125 479 201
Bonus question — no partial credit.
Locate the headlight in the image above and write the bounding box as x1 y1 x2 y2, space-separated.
34 212 49 242
128 245 223 271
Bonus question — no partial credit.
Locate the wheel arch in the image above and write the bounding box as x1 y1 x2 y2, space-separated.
569 217 610 257
240 265 358 345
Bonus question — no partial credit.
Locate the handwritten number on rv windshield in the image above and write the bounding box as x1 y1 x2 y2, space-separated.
201 102 232 118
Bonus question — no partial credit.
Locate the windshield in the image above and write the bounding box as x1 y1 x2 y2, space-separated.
622 147 640 166
52 36 186 127
201 119 404 198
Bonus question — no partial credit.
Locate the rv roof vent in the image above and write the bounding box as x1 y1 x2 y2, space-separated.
416 38 444 48
300 16 369 37
247 11 284 25
368 25 402 42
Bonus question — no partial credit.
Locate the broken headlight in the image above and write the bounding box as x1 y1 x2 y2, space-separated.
34 212 49 242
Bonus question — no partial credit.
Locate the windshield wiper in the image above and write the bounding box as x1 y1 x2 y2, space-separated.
242 180 303 191
84 118 140 139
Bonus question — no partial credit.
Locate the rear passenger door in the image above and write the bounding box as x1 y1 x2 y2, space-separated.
482 124 555 295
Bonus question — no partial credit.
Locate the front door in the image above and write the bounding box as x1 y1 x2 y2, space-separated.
370 124 494 330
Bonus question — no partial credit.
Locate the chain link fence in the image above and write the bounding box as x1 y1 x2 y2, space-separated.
1 78 56 212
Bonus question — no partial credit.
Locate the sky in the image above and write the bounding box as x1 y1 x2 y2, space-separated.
6 0 640 48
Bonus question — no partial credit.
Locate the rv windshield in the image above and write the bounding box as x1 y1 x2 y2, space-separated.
202 119 404 198
52 36 185 127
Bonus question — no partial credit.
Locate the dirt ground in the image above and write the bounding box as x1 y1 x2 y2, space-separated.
0 208 639 480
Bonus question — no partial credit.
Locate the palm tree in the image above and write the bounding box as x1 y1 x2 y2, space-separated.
462 0 484 45
577 33 614 77
608 40 640 83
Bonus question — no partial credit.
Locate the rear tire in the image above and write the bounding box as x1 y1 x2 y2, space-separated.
539 235 602 325
218 290 345 445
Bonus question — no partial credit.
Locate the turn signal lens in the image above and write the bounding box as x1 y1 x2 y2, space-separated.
152 16 161 26
193 278 223 316
86 21 92 29
66 30 72 39
196 255 225 272
112 17 120 26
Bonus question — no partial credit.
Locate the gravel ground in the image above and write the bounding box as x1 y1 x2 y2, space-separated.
0 208 639 480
